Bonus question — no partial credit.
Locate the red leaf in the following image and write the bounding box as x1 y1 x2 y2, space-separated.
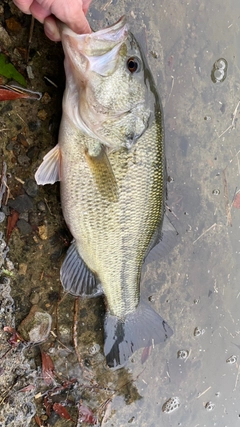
34 415 42 426
6 209 19 243
4 326 25 346
233 191 240 209
19 384 35 392
41 350 55 385
0 87 29 100
0 85 41 101
78 404 97 425
44 396 52 417
53 403 74 422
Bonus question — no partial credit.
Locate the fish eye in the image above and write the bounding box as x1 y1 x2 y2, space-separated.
127 57 141 73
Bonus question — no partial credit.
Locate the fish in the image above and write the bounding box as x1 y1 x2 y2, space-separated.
35 17 173 368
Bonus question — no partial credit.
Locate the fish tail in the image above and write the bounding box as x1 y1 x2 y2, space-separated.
104 303 173 368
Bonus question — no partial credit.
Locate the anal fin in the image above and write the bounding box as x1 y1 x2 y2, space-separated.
60 241 103 297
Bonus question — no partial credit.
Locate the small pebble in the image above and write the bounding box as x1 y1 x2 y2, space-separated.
26 65 34 79
8 194 33 213
28 120 41 132
41 92 51 104
18 305 52 343
23 178 38 197
17 219 32 235
0 211 5 223
38 224 48 240
5 17 22 33
19 212 29 222
18 263 28 275
37 201 47 212
37 109 48 121
17 154 30 166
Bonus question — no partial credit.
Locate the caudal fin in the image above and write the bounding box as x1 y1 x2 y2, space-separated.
104 303 173 368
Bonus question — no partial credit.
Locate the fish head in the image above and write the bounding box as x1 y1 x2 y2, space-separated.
60 17 156 151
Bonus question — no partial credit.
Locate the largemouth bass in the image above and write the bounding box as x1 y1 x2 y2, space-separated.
35 17 173 368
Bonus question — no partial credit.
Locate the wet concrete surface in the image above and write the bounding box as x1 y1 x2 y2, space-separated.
0 0 240 426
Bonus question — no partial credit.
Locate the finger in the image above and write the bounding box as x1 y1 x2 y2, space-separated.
44 15 61 41
48 1 92 34
29 0 50 23
13 0 33 14
82 0 92 15
66 16 91 34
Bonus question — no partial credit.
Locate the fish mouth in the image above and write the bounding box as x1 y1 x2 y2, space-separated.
60 16 128 57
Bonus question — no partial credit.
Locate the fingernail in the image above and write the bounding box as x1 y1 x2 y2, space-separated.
44 18 61 41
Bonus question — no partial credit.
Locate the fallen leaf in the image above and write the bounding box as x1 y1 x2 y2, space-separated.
41 350 55 385
19 384 35 392
6 209 19 243
5 17 22 33
44 396 52 417
34 415 42 426
0 53 26 87
53 403 74 422
78 404 97 425
0 84 41 101
3 326 25 346
101 400 112 424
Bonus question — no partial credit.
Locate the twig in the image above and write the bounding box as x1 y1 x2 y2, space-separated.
27 16 35 63
193 223 217 244
234 364 240 391
166 75 174 103
101 0 113 11
44 76 58 88
218 100 240 138
50 330 73 353
196 386 211 399
73 297 84 371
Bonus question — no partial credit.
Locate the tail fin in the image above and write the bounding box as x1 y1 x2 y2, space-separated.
104 303 173 368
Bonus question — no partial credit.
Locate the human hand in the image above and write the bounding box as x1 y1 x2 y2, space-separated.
13 0 92 40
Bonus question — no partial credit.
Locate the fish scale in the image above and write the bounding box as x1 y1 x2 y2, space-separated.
35 17 172 368
60 117 163 318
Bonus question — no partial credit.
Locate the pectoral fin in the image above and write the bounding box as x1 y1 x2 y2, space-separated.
85 145 118 202
35 144 61 185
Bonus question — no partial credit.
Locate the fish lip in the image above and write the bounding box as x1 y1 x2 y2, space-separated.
60 16 129 54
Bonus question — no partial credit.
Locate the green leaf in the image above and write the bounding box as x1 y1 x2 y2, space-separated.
0 53 27 87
